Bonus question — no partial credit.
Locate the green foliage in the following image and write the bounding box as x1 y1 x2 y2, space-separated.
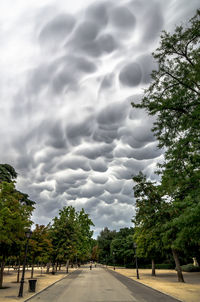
50 206 94 264
132 10 200 149
97 227 116 263
0 164 17 183
132 172 163 260
97 227 135 266
29 224 53 264
141 263 174 269
131 12 200 281
180 263 200 272
0 181 34 287
0 182 33 253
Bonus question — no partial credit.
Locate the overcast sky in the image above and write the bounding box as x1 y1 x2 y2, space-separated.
0 0 199 237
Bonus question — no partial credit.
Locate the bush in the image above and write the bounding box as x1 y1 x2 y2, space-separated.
125 263 135 268
156 263 174 269
181 264 200 272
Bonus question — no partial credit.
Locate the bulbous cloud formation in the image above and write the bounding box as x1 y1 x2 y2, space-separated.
0 0 199 236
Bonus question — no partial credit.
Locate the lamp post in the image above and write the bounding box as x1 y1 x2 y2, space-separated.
18 229 32 297
113 252 115 270
133 243 139 279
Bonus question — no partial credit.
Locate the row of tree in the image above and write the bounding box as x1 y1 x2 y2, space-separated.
95 227 135 267
131 11 200 282
0 164 94 288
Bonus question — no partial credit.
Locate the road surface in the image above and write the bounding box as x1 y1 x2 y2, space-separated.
27 266 180 302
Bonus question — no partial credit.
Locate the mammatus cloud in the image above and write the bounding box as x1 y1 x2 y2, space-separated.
0 0 199 237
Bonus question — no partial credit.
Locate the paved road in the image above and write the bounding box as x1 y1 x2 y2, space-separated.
27 266 180 302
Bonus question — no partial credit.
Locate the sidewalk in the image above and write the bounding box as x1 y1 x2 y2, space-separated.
0 267 76 302
107 267 200 302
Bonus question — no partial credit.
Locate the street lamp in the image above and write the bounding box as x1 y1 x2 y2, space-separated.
18 229 32 297
113 252 115 270
133 243 139 279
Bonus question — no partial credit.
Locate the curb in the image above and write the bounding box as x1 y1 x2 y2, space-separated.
105 267 183 302
24 269 78 302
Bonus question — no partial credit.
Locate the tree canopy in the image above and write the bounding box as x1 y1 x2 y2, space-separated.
131 10 200 282
0 164 17 183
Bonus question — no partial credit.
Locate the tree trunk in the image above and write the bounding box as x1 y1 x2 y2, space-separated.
66 259 69 274
59 263 61 271
31 265 34 278
46 263 50 274
7 261 10 274
172 249 185 282
17 263 20 283
0 258 5 288
151 259 156 276
55 262 58 272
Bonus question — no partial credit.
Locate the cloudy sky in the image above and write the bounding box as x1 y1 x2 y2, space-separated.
0 0 199 237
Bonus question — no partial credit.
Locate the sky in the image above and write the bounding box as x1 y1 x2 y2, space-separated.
0 0 199 237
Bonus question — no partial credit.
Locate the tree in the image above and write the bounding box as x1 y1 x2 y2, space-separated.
50 206 94 271
131 11 200 282
29 224 53 277
132 173 164 276
132 10 200 149
0 182 33 287
91 243 99 262
110 228 135 267
76 209 94 261
97 227 116 264
0 163 35 207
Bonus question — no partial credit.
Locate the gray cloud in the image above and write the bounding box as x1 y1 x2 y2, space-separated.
86 2 111 26
97 34 118 54
1 0 195 238
137 54 158 84
90 159 108 173
75 143 114 160
119 62 142 87
105 180 122 194
38 14 76 47
97 101 129 126
142 5 164 42
66 117 94 146
110 6 136 29
91 175 108 185
79 184 104 198
57 157 90 172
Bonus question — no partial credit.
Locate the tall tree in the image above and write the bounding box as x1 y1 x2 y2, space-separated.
50 206 94 269
97 227 116 264
132 172 163 276
29 224 53 277
131 11 200 282
76 209 94 261
0 182 33 287
110 228 135 267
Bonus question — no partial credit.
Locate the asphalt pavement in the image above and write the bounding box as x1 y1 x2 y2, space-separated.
26 266 181 302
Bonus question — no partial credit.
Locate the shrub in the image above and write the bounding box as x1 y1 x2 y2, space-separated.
155 263 174 269
135 263 174 269
181 264 200 272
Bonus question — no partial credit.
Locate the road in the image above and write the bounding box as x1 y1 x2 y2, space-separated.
27 266 180 302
